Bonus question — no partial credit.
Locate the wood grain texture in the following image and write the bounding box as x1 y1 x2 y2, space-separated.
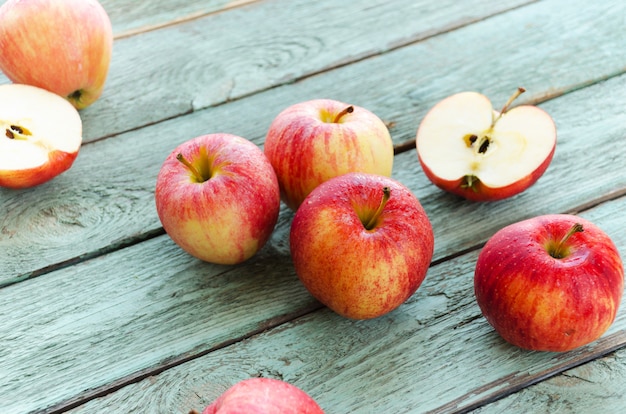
0 0 259 38
2 0 625 283
60 0 535 142
63 194 626 414
474 348 626 413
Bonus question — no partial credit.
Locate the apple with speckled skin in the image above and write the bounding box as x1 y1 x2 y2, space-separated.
155 134 280 265
0 0 113 109
264 99 394 211
194 378 324 414
0 83 82 189
416 88 556 201
474 214 624 352
290 173 434 319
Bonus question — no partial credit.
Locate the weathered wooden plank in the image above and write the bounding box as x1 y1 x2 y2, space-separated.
62 194 626 414
102 0 259 37
474 348 626 413
0 0 259 38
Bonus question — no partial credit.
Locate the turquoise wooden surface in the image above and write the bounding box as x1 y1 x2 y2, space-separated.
1 0 625 413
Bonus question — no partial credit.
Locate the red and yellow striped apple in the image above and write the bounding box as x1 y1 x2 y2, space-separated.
264 99 394 210
416 88 556 201
290 173 434 319
0 83 82 189
195 378 324 414
155 134 280 265
474 214 624 352
0 0 113 109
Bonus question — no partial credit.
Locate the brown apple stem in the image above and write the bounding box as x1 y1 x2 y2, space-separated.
333 106 354 123
552 223 584 259
364 186 391 230
491 87 526 127
176 153 203 182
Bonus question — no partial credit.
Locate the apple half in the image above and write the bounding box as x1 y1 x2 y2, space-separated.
416 88 556 201
0 83 82 189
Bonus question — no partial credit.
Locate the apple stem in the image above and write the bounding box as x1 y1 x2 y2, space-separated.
551 223 584 259
333 106 354 123
176 153 204 182
491 87 526 128
364 186 391 230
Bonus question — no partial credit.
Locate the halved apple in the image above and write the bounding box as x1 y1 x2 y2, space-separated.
416 88 556 201
0 83 82 189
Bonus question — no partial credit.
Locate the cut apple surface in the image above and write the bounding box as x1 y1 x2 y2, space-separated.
0 83 82 189
416 89 556 201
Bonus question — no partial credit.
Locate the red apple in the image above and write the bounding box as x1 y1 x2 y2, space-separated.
416 88 556 201
194 378 324 414
264 99 394 210
155 134 280 265
474 214 624 352
0 0 113 109
0 83 82 189
290 172 434 319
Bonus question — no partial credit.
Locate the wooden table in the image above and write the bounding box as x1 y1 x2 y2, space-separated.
2 0 625 412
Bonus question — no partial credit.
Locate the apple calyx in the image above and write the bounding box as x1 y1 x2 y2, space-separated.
176 153 207 183
460 87 527 192
547 223 584 259
332 105 354 123
363 186 391 230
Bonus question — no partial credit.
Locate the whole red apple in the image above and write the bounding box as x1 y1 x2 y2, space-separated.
155 134 280 265
195 378 324 414
290 172 434 319
0 0 113 109
264 99 394 210
416 88 556 201
474 214 624 352
0 83 82 189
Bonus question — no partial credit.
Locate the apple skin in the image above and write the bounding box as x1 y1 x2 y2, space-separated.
200 378 324 414
474 214 624 352
0 0 113 109
290 172 434 319
155 134 280 265
264 99 394 211
0 149 78 189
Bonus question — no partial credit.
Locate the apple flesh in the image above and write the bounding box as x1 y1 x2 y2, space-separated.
155 133 280 265
264 99 394 210
474 214 624 352
195 378 324 414
290 172 434 319
0 83 83 189
0 0 113 109
416 88 556 201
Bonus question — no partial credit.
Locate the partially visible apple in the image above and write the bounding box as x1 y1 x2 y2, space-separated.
290 172 434 319
155 134 280 265
0 83 82 189
0 0 113 109
192 378 324 414
264 99 394 210
474 214 624 352
416 88 556 201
